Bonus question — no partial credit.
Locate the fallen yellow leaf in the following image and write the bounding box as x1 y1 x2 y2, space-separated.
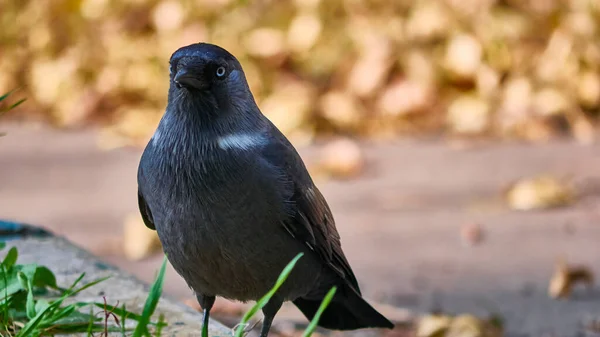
123 213 162 261
548 259 594 299
505 175 574 210
416 314 452 337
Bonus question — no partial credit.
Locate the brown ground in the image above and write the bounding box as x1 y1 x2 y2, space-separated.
1 122 599 337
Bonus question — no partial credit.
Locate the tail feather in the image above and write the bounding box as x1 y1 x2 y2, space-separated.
292 287 394 331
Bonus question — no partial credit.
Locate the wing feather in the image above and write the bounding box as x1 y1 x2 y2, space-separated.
262 123 360 292
137 190 156 230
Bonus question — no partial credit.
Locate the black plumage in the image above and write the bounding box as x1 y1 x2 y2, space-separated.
137 42 394 337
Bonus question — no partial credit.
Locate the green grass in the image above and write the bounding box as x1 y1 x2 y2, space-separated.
131 255 168 337
234 253 305 337
233 252 336 337
0 243 333 337
0 89 25 137
0 90 25 115
0 242 167 336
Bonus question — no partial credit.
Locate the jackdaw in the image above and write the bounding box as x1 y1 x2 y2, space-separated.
137 42 394 337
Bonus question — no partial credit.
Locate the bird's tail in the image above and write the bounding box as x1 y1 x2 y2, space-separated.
292 286 394 331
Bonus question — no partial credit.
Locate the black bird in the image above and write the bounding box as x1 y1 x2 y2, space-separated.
137 42 394 337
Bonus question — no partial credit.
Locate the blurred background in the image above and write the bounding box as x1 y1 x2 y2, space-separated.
1 0 600 336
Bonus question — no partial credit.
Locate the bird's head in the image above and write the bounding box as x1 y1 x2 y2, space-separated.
168 43 255 112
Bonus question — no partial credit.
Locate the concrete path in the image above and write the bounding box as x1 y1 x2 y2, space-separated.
1 122 599 336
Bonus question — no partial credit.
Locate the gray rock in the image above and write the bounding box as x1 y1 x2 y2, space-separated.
2 231 232 337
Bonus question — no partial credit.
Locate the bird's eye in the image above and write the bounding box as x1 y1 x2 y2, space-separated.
215 66 226 78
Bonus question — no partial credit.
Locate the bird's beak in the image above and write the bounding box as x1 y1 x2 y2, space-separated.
174 68 207 90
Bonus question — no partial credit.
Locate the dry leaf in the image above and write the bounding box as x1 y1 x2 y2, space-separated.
97 106 162 149
317 138 364 179
564 12 596 38
405 2 452 42
505 175 574 210
497 77 533 133
476 65 500 99
548 259 594 299
444 34 483 80
577 70 600 108
5 0 600 145
447 95 490 134
287 13 322 52
260 79 315 135
416 314 452 337
403 50 437 87
28 55 79 106
152 0 185 32
532 88 571 117
535 30 576 83
292 0 320 10
346 36 392 98
418 313 503 337
123 213 162 261
244 28 285 58
584 317 600 334
460 223 484 247
377 79 432 117
319 90 363 129
446 315 485 337
80 0 109 19
572 115 596 145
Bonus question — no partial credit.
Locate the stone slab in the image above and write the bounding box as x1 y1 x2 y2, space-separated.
0 220 231 337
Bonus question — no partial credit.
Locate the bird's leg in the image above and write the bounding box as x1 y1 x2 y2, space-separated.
196 294 215 337
260 297 283 337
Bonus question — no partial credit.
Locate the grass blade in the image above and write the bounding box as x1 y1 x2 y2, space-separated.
7 98 25 111
0 90 25 115
120 303 128 335
63 273 86 293
86 306 94 337
27 276 105 335
16 300 59 336
234 253 304 337
132 255 168 337
34 300 50 316
69 276 111 297
45 304 77 323
1 264 10 332
2 247 18 270
44 274 108 323
301 287 336 337
0 91 14 103
24 277 36 319
154 314 165 337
